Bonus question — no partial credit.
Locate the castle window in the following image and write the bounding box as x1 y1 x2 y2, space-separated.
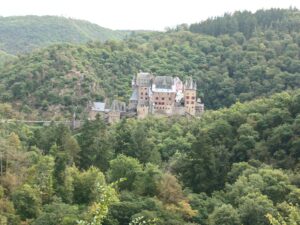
162 102 164 105
192 96 195 100
156 97 158 100
145 97 148 100
186 101 189 104
186 96 190 99
141 97 143 99
145 92 148 95
191 101 194 104
141 92 143 95
169 98 171 100
162 97 165 100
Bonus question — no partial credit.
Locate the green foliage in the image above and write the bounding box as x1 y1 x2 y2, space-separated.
189 9 300 38
267 203 300 225
32 202 80 225
208 204 241 225
133 163 162 196
129 216 158 225
77 182 119 225
238 192 276 225
3 9 300 117
69 166 106 205
27 155 55 203
107 155 142 191
12 184 42 219
78 116 113 170
3 9 300 225
0 15 129 54
3 90 300 224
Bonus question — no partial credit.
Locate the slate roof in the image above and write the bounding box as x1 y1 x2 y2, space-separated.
91 102 106 112
111 100 126 112
136 72 152 86
153 76 174 89
130 89 138 101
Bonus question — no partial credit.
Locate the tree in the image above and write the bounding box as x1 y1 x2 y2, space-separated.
157 173 184 205
267 203 300 225
129 216 158 225
78 116 113 170
12 184 42 220
62 134 80 165
77 182 119 225
130 123 161 164
32 202 79 225
208 204 241 225
27 155 55 204
107 155 142 191
70 166 106 205
238 192 276 225
133 163 162 196
0 185 20 225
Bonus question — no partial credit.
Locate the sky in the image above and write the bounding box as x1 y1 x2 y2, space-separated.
0 0 300 31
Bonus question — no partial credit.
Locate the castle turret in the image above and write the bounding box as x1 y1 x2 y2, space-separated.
184 77 197 116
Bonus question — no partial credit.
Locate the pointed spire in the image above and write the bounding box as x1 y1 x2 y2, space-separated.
185 77 196 90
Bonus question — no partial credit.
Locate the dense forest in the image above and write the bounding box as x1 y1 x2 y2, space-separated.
1 9 300 118
1 8 300 225
1 90 300 224
189 8 300 38
0 16 129 54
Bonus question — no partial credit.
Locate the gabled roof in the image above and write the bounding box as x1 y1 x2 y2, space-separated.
91 102 106 112
153 76 174 89
136 72 152 86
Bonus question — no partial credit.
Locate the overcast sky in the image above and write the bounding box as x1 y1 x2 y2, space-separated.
1 0 300 30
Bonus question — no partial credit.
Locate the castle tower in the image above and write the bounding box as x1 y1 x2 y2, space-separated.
136 72 152 106
184 77 197 116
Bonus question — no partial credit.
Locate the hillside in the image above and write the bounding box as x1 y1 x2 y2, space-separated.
2 8 300 225
2 9 300 118
1 90 300 224
0 16 129 54
189 8 300 38
0 50 15 66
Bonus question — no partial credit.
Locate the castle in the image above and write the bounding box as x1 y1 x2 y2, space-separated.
89 72 204 123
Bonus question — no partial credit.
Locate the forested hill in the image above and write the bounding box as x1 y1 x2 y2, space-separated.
2 9 300 118
0 50 15 66
1 90 300 224
0 16 129 54
189 8 300 38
